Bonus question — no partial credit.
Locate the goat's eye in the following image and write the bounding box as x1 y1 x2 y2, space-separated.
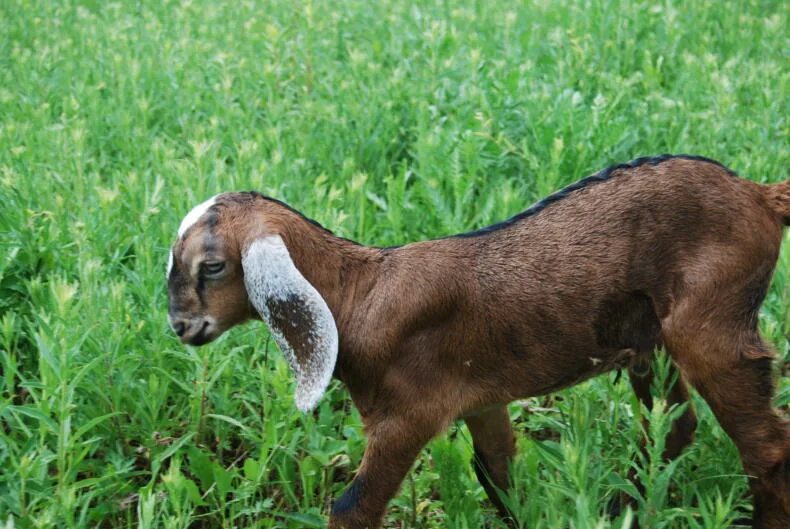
201 261 226 277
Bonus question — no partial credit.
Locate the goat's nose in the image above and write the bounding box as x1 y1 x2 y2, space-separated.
172 320 188 337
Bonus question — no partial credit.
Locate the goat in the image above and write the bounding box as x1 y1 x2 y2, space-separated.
166 155 790 528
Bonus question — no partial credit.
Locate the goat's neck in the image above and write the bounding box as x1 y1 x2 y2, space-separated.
277 220 381 330
273 215 386 413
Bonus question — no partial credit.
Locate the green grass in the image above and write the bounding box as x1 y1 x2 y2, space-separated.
0 0 788 527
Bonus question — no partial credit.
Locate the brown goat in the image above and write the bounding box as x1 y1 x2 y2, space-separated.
167 155 790 528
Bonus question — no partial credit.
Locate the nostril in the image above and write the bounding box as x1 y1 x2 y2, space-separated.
173 320 187 337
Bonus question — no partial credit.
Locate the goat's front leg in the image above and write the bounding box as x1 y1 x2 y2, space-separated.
329 416 437 529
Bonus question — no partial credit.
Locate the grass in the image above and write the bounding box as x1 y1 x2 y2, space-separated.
0 0 787 527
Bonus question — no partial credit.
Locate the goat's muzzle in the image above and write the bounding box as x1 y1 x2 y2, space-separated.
168 314 218 345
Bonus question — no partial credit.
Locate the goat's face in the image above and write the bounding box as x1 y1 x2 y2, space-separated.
167 193 339 410
167 196 253 345
167 193 339 411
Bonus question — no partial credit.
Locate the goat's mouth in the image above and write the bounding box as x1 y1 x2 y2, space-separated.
177 319 219 346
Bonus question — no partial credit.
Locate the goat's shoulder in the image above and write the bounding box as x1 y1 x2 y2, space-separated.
342 242 476 349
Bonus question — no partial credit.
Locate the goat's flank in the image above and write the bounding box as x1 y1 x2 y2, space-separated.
166 155 790 529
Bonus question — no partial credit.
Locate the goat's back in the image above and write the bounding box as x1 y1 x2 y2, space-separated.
363 157 783 408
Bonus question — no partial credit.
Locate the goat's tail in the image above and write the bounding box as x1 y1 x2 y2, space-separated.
762 180 790 226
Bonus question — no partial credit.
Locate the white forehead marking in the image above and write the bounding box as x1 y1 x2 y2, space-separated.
242 235 338 412
168 195 218 277
178 195 218 237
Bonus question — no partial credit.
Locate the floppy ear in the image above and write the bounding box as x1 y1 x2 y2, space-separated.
242 235 339 411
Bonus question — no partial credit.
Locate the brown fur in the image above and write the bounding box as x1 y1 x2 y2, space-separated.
168 156 790 528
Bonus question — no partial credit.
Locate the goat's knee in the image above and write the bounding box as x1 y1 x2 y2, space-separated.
663 372 697 461
329 416 438 529
750 453 790 529
329 478 366 528
664 405 697 460
628 358 697 461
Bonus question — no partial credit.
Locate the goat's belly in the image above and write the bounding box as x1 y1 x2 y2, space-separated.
515 346 650 398
485 304 662 400
460 286 665 404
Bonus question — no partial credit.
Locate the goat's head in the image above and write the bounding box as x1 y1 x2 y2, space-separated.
166 193 339 411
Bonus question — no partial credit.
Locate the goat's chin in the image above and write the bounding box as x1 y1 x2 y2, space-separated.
186 333 216 346
184 325 228 346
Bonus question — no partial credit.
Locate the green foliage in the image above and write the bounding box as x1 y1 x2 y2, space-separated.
0 0 787 527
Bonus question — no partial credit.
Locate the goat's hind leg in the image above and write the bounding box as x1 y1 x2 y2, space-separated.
464 405 517 525
613 356 698 519
628 355 698 462
664 325 790 529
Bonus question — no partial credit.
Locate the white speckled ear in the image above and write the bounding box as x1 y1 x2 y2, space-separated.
242 235 338 411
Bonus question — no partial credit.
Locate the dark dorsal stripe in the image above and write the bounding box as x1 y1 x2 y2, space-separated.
451 154 737 239
214 154 736 246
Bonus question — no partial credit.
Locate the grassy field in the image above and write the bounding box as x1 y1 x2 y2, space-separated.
0 0 788 527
